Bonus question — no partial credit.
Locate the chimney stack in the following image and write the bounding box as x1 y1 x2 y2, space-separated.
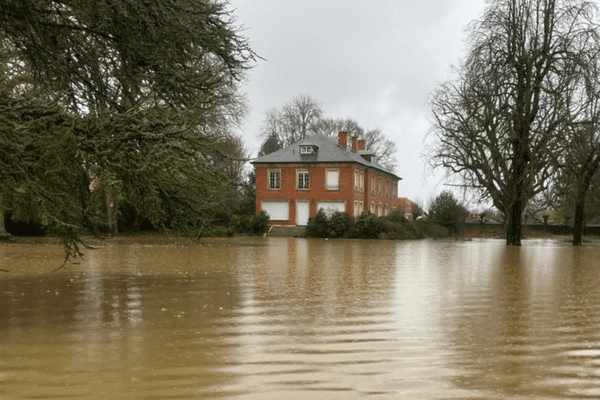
357 138 366 151
338 131 347 149
351 136 358 152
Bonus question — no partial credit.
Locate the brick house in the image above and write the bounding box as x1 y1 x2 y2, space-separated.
251 132 403 226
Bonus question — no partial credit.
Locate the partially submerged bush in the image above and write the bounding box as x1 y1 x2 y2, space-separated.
304 209 450 240
306 208 330 238
230 211 269 236
355 212 381 239
414 220 448 238
329 211 354 238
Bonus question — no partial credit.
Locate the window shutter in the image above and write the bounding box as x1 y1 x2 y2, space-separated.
326 170 339 190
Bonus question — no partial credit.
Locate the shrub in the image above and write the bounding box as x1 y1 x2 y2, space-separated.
203 226 233 237
355 212 381 239
306 209 330 238
415 220 448 238
385 210 407 224
329 211 354 238
230 211 270 236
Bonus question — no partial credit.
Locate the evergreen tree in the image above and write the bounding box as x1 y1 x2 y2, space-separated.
0 0 256 257
428 191 467 235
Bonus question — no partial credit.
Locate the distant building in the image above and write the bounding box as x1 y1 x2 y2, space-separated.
251 132 403 226
397 197 421 221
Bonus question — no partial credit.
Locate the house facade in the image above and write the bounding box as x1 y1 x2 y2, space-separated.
251 132 403 226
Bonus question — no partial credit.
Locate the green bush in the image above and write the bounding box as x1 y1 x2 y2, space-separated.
230 211 270 236
385 210 407 224
203 226 233 237
306 210 354 238
306 209 330 238
415 220 448 238
304 209 450 240
329 211 354 238
376 219 414 240
355 212 381 239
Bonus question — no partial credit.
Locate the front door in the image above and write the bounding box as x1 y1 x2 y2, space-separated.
296 201 309 226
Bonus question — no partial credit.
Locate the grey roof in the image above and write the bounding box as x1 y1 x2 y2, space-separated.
251 134 401 180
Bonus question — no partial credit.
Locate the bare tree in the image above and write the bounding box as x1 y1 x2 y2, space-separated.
260 94 322 146
260 95 398 171
314 117 364 138
429 0 598 245
313 118 397 170
363 128 398 172
553 55 600 245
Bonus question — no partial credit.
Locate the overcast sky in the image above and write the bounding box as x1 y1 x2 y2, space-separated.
229 0 487 203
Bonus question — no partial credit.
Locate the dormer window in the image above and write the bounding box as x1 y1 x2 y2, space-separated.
360 153 375 163
300 145 317 154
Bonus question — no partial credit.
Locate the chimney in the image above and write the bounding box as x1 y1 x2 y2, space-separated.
338 131 347 149
357 138 366 151
351 136 358 153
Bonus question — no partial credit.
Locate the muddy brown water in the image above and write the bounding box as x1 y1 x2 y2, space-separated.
2 237 600 399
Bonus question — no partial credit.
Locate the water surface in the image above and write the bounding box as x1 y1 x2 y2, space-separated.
2 237 600 399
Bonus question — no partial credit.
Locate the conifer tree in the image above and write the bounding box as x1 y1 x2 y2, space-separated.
0 0 256 257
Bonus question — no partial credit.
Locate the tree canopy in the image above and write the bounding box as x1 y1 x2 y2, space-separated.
0 0 256 258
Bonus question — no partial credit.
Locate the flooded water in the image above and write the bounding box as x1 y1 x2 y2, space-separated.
2 237 600 399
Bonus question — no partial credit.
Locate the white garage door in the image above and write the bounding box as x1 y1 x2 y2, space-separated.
317 201 345 217
261 201 289 221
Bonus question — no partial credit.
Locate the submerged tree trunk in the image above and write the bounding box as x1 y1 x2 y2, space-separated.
506 199 523 246
106 190 118 236
0 196 8 237
506 127 529 246
572 167 597 246
573 198 585 246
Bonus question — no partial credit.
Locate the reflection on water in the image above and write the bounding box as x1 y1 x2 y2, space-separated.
2 238 600 399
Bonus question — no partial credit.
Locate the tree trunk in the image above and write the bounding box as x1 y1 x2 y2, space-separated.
506 151 526 246
106 190 118 236
0 197 8 237
573 197 585 246
572 154 600 246
506 198 523 246
572 170 594 246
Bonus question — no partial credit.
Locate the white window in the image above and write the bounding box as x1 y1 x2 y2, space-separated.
317 201 345 217
268 170 281 190
261 201 289 221
354 201 363 217
370 202 375 214
354 170 364 192
297 170 309 190
326 169 340 190
300 145 314 154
